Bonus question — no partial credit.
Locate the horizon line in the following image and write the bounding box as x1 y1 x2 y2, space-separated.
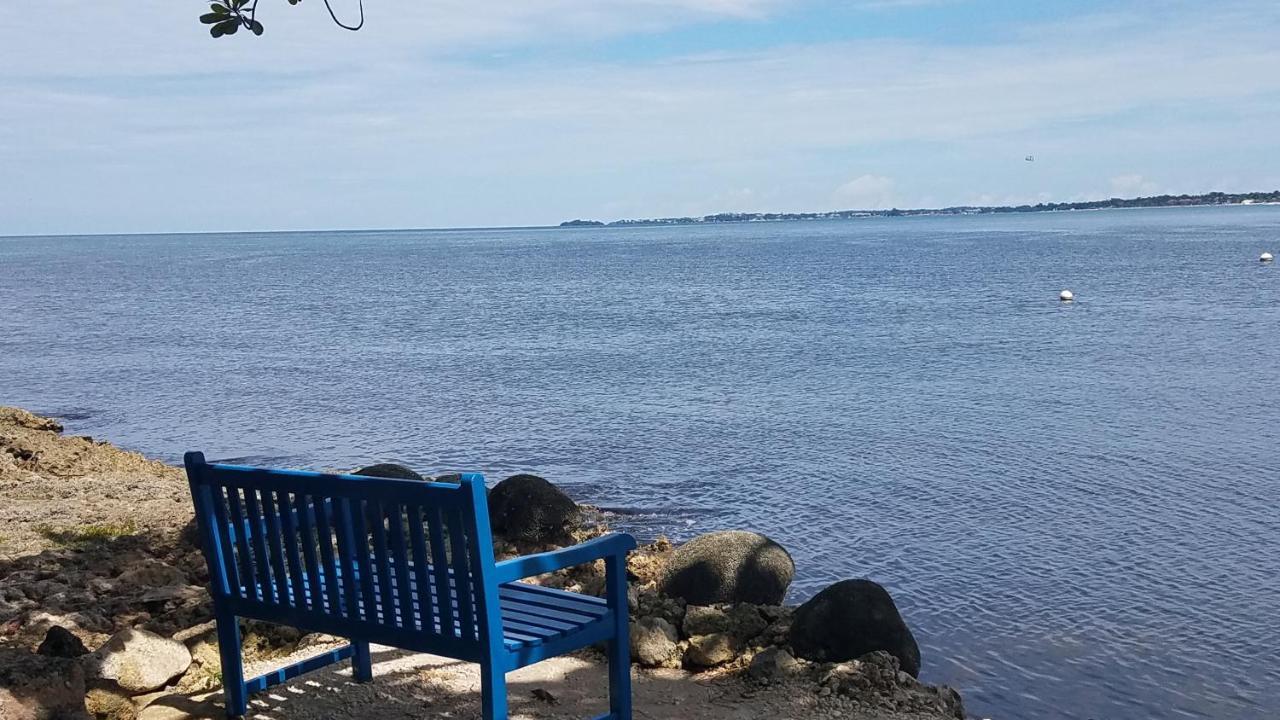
4 189 1277 240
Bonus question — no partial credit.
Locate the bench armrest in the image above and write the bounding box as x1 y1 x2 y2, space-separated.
492 533 637 584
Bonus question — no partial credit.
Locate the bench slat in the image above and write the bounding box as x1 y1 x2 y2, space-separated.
369 501 397 626
334 497 361 621
224 486 257 602
208 484 240 598
241 487 276 604
313 497 342 617
406 504 432 633
261 490 291 607
445 509 477 642
387 505 415 630
277 492 308 609
295 494 325 612
428 506 454 637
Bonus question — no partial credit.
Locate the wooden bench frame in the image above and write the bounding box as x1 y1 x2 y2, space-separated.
184 452 636 719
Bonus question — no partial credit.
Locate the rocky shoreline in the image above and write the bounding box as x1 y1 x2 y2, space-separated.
1 406 967 719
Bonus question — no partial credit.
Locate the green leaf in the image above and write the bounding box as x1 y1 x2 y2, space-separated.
199 13 223 24
212 19 238 37
210 23 227 38
250 20 264 36
222 19 240 34
210 3 229 14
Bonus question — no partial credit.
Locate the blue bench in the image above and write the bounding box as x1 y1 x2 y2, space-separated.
184 452 637 719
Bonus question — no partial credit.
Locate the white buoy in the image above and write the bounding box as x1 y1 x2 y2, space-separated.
1262 252 1274 263
1059 290 1074 302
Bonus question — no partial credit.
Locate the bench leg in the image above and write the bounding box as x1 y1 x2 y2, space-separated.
215 610 248 718
481 659 508 720
351 640 373 682
606 553 633 720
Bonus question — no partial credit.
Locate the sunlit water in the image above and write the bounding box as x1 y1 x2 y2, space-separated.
3 206 1278 719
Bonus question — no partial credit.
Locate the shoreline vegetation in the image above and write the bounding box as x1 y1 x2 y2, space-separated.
1 406 967 720
560 190 1280 227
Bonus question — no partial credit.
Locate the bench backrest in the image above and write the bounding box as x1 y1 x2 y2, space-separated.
184 452 500 660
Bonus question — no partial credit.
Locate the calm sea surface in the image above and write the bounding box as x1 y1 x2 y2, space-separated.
2 207 1278 719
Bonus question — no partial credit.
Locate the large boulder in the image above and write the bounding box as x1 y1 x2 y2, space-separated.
659 531 794 606
351 463 424 481
86 629 192 694
789 579 921 677
0 646 88 720
487 474 580 543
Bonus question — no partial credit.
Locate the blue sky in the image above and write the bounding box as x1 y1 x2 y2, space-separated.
2 0 1279 234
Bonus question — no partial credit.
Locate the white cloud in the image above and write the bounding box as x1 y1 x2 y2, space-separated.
1109 174 1159 197
3 1 1280 232
834 175 897 209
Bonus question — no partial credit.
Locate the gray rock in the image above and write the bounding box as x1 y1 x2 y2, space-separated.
487 474 580 543
0 646 88 720
630 617 679 667
821 651 965 718
681 605 728 637
115 560 188 589
659 531 794 605
684 633 738 668
747 647 799 683
789 579 921 677
682 604 767 644
87 628 193 694
352 463 425 481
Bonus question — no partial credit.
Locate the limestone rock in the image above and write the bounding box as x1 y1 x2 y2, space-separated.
487 474 580 543
85 684 137 720
87 629 192 694
790 579 921 677
37 626 89 658
630 617 679 667
660 531 794 606
684 633 738 668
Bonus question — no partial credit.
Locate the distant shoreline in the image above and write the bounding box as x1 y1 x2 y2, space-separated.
560 190 1280 228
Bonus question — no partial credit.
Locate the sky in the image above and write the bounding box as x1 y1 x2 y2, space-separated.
2 0 1280 234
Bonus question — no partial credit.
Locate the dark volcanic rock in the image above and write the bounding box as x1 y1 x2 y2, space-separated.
659 531 794 606
487 474 580 543
789 579 921 677
36 626 88 658
352 463 425 481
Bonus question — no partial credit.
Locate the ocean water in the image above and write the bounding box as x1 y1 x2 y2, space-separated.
2 206 1278 719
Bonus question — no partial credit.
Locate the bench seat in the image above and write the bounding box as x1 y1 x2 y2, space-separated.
233 560 610 651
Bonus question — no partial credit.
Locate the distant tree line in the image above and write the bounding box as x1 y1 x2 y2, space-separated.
561 191 1280 227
